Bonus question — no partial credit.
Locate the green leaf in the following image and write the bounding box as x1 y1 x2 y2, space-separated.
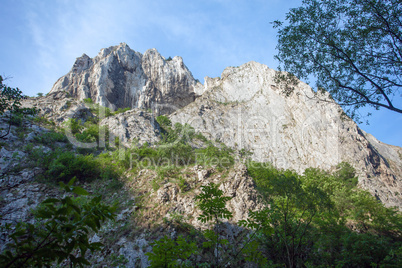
42 198 60 204
67 177 77 187
72 186 89 196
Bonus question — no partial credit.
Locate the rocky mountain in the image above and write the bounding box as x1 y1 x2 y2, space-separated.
48 43 203 115
23 45 402 209
2 43 402 266
170 61 402 208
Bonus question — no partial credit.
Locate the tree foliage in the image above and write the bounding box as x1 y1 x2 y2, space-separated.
274 0 402 119
245 161 402 267
242 169 333 267
0 75 37 139
147 183 263 267
146 235 197 268
0 76 24 117
0 178 116 267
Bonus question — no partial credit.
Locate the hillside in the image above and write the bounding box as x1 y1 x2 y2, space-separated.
1 43 401 267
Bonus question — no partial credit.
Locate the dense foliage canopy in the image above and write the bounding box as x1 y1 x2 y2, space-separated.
274 0 402 119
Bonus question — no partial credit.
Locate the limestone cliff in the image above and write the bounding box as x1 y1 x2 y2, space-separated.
23 45 401 209
48 43 203 114
170 61 402 208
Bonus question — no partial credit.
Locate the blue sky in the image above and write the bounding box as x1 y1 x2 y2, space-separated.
1 0 401 147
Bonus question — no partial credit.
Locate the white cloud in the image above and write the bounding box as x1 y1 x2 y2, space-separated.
9 0 295 93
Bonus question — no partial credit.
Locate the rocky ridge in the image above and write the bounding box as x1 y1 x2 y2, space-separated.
170 61 402 208
1 43 402 266
48 43 203 115
21 45 402 209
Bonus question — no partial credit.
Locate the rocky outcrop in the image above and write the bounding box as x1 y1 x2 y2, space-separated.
48 43 203 115
100 109 160 147
152 164 262 228
170 61 402 208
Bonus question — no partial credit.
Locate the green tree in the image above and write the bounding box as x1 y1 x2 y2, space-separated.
146 235 197 267
273 0 402 119
245 173 333 267
0 178 116 267
246 162 402 267
0 75 37 139
196 183 232 267
147 182 264 267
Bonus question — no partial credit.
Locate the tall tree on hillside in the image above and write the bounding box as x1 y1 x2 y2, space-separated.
273 0 402 120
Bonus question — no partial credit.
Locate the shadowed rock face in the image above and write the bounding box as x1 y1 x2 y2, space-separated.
49 43 203 115
170 61 402 209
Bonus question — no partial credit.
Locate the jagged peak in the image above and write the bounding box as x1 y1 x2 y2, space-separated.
71 53 93 73
143 48 164 62
93 42 133 61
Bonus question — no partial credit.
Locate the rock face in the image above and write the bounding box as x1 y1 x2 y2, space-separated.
22 45 402 209
49 43 203 114
152 164 262 228
170 61 402 208
100 109 160 147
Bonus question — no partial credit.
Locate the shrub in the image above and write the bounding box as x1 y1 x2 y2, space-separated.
159 123 195 145
195 144 234 167
334 161 358 189
1 76 38 139
34 131 67 145
0 179 115 267
9 113 23 126
177 176 189 192
157 143 195 166
28 148 120 184
113 107 130 115
146 235 197 267
89 104 112 118
33 116 55 126
156 115 172 128
45 150 100 183
64 118 83 135
83 98 93 104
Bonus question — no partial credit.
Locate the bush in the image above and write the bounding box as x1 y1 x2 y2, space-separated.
33 116 55 126
195 144 234 167
64 118 83 135
9 113 23 126
83 98 93 104
75 123 105 143
146 235 197 267
157 143 195 166
45 150 100 183
29 148 121 184
1 76 38 139
159 123 195 145
0 179 115 267
334 161 358 189
156 115 172 128
113 107 130 115
89 103 112 118
34 131 67 146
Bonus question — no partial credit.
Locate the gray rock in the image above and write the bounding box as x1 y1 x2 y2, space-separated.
170 61 402 209
48 43 203 115
18 46 402 209
100 109 160 147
